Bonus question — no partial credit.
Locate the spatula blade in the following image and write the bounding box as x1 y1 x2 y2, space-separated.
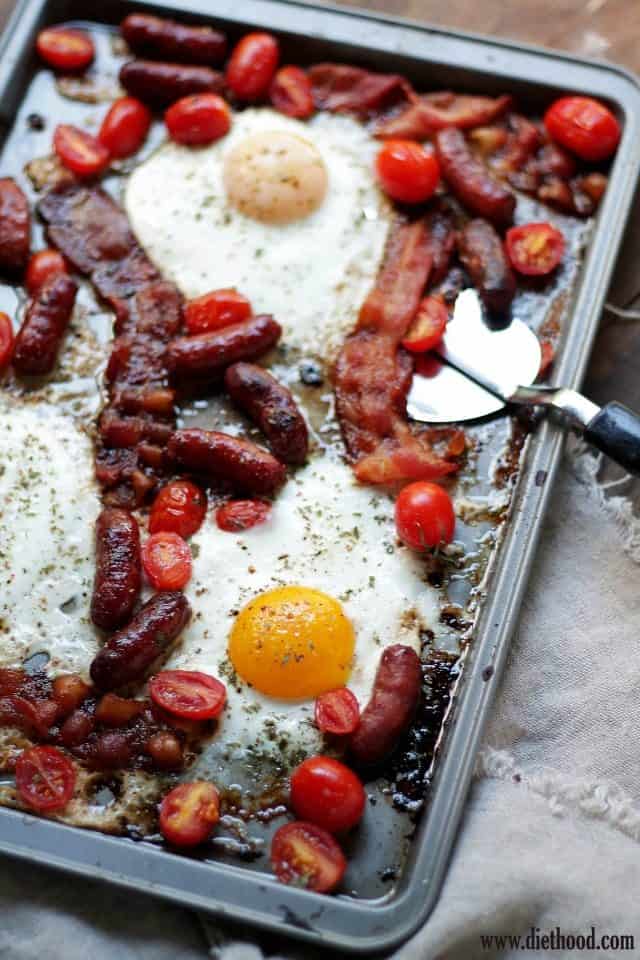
407 289 542 424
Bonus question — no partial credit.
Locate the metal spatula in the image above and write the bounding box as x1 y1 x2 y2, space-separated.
407 288 640 475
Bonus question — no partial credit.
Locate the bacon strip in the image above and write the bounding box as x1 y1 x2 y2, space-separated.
375 92 512 139
308 63 413 116
335 216 461 484
39 184 183 506
358 218 433 338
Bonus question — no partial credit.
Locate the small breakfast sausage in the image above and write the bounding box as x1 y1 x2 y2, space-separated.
0 178 30 273
12 273 77 375
436 127 515 227
121 13 226 65
168 428 287 495
119 59 224 105
167 314 281 382
457 218 516 315
90 591 192 691
90 508 142 631
349 644 422 766
225 362 308 465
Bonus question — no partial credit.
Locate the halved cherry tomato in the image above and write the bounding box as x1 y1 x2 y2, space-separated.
270 66 314 119
226 32 279 101
25 249 68 295
506 222 565 277
165 93 231 146
15 745 76 812
395 481 455 550
99 96 152 159
375 140 440 204
53 124 110 177
216 500 271 532
159 781 220 846
271 821 346 892
290 757 365 834
149 480 207 538
184 288 252 335
401 296 449 353
0 312 14 371
150 670 226 721
315 688 360 736
544 96 620 162
36 27 94 72
142 532 192 590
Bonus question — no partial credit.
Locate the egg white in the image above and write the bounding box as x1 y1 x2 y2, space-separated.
125 108 393 360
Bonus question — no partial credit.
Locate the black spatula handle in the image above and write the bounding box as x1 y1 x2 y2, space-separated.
584 401 640 475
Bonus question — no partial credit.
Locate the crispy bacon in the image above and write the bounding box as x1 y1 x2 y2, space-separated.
39 184 183 505
358 218 433 337
308 63 412 116
335 216 462 484
375 92 512 139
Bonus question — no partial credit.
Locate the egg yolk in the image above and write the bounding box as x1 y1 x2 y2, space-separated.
228 586 355 699
223 131 328 224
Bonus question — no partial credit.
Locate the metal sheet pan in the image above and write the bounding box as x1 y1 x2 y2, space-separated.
0 0 639 952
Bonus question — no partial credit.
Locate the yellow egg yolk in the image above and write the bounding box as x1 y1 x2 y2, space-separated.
228 586 355 699
223 131 328 224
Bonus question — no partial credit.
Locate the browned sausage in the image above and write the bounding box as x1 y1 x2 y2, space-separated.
0 178 30 273
121 13 226 65
225 362 309 465
168 428 287 495
90 508 142 631
119 59 224 105
435 128 515 227
349 644 422 766
457 218 516 315
90 591 192 691
167 315 281 382
12 273 77 375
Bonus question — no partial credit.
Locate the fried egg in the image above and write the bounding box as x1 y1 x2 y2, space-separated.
167 456 437 772
125 108 393 358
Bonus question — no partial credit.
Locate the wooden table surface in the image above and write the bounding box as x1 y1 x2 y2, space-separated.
0 0 638 405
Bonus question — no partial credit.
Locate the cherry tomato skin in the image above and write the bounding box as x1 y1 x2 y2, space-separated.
271 821 347 893
376 140 440 204
150 670 227 721
149 480 207 539
226 32 280 100
184 288 252 335
314 688 360 736
270 66 314 119
99 97 152 159
159 781 220 847
216 500 271 532
0 312 14 371
290 757 365 833
395 481 456 550
25 249 68 295
36 27 94 72
142 532 192 590
401 296 449 353
53 124 110 177
165 93 231 146
544 96 620 162
505 222 565 277
15 745 76 812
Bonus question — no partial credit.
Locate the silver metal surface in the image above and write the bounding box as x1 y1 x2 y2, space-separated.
408 288 541 422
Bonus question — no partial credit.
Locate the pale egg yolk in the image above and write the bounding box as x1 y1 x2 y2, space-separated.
228 586 355 699
223 131 328 224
